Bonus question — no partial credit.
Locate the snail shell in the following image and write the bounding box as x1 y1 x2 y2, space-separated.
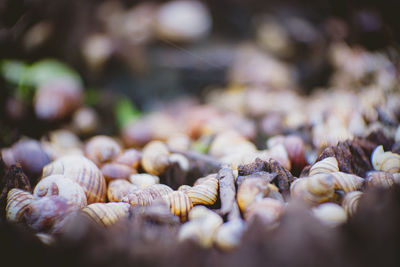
81 202 130 227
122 184 173 206
244 198 283 226
312 203 347 227
129 173 160 189
330 172 364 192
25 195 78 233
34 174 87 208
187 176 218 206
282 135 307 174
107 180 139 202
290 174 335 206
169 153 190 172
36 233 55 245
141 141 170 175
178 206 223 248
309 157 339 176
84 135 121 166
114 149 142 169
393 173 400 185
162 191 193 222
365 171 394 189
213 219 245 251
101 163 136 182
6 189 35 223
42 155 107 203
371 145 400 173
178 185 192 193
342 191 363 217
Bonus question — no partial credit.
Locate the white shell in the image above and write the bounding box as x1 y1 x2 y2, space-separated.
371 145 400 173
309 157 339 176
312 203 347 227
129 173 159 189
214 219 245 251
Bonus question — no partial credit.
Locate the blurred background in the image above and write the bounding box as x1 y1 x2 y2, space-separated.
0 0 399 147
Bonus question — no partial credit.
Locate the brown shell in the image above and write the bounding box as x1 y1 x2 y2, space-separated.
330 172 364 192
290 174 335 206
81 202 130 227
114 149 142 169
101 163 136 182
42 155 107 203
187 176 219 206
371 145 400 173
84 135 121 166
365 171 394 189
283 135 307 174
122 184 173 206
34 174 87 208
6 189 35 223
342 191 363 217
141 141 170 175
309 157 339 176
107 180 139 202
244 198 283 226
162 191 193 222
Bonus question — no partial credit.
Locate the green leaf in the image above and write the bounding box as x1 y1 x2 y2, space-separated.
114 98 141 129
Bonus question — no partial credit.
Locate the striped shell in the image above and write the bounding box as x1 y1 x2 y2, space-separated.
81 202 130 227
244 198 283 226
178 185 192 193
107 180 139 202
162 191 193 222
34 175 87 208
290 174 335 206
42 155 107 203
84 135 121 166
6 189 35 223
371 145 400 173
129 173 159 189
342 191 363 217
101 163 136 182
141 141 170 175
214 219 245 251
330 172 364 192
309 157 339 176
114 148 141 169
122 184 173 206
365 171 394 189
312 203 347 227
187 176 218 205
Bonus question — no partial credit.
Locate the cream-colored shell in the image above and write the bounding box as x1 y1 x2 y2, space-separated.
213 219 245 251
330 172 364 192
162 191 193 222
371 145 400 173
244 198 283 226
84 135 121 166
342 191 363 217
6 188 35 223
141 141 170 175
290 174 335 206
309 157 339 176
187 176 218 206
81 202 130 226
366 171 394 189
129 173 159 189
312 203 347 227
122 184 173 206
107 180 139 202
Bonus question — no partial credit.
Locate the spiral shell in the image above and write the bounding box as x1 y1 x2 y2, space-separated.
129 173 160 189
244 198 283 226
122 184 173 206
107 180 139 202
330 172 364 192
342 191 363 217
187 176 218 205
81 202 130 227
178 185 192 193
114 149 142 169
309 157 339 176
365 171 394 189
178 206 223 248
214 219 245 251
141 141 170 175
290 174 335 206
101 163 136 182
42 155 107 203
312 203 347 227
162 191 193 222
371 145 400 173
34 175 87 207
169 153 190 172
6 189 35 223
84 135 121 166
25 195 78 233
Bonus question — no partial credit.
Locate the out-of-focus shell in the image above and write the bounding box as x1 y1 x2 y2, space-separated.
178 206 223 248
81 202 130 227
178 185 192 193
283 135 307 174
141 141 170 175
309 157 339 176
244 198 283 226
169 153 190 172
371 145 400 173
187 176 218 205
365 171 394 189
6 189 35 223
129 173 159 189
214 219 245 251
162 191 193 222
34 174 87 207
42 155 107 203
107 180 139 202
41 129 83 160
393 173 400 184
101 163 136 182
84 135 121 166
114 149 142 169
25 195 78 233
342 191 363 217
122 184 173 206
290 174 335 206
330 172 364 192
312 203 347 227
36 233 55 245
209 131 257 158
